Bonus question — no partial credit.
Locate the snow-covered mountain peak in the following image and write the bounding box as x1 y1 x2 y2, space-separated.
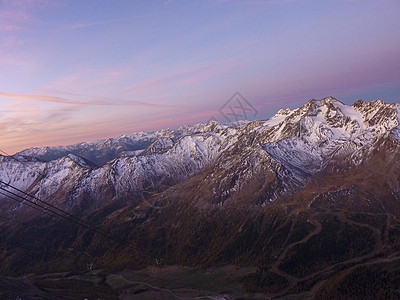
262 98 352 142
262 98 399 142
252 98 400 184
140 137 174 155
63 154 95 168
276 108 292 116
354 99 397 129
15 128 179 165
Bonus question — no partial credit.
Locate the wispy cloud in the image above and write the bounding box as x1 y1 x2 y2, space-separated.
0 10 32 32
0 92 85 105
0 91 175 108
61 12 167 31
0 0 53 33
0 2 48 70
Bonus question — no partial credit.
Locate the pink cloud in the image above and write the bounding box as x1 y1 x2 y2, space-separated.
0 92 85 105
0 91 174 108
0 10 32 32
0 0 51 33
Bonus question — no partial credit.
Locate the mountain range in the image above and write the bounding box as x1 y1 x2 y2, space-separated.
1 96 400 299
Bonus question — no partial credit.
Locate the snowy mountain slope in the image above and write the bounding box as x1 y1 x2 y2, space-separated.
190 97 400 204
0 124 242 213
15 129 176 166
1 97 400 213
14 122 243 166
257 97 399 176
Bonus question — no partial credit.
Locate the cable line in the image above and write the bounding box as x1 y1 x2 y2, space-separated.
0 180 89 227
0 181 136 249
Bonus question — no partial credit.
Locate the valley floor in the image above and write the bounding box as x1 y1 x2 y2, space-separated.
0 265 266 300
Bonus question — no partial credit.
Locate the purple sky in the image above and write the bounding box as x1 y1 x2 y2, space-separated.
1 0 400 154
